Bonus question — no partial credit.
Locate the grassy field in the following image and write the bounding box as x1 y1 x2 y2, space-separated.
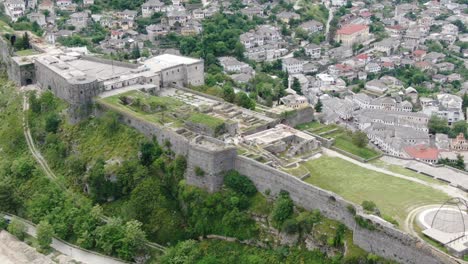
100 91 187 127
302 156 450 225
334 135 380 160
188 112 224 129
296 122 380 159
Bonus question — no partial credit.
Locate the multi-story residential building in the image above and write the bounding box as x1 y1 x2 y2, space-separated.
334 24 370 46
451 133 468 151
299 20 324 33
282 58 304 74
218 57 253 74
304 43 321 59
141 0 165 17
4 0 25 22
422 94 465 125
68 12 89 30
277 11 300 23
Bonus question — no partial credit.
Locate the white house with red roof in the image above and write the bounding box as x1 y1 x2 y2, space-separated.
404 144 439 164
334 24 370 46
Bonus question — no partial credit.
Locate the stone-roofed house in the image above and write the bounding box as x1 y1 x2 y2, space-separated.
280 94 308 109
365 79 388 95
118 9 138 20
422 93 465 125
167 8 188 26
304 43 321 59
424 52 446 64
373 38 400 55
146 24 169 40
68 12 89 30
365 62 381 73
322 97 354 120
282 58 304 74
142 0 165 17
27 12 46 26
218 57 253 74
241 5 264 18
4 0 25 22
277 11 300 23
299 20 324 33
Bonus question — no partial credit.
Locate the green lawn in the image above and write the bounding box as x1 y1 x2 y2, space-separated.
302 156 450 225
188 112 224 129
15 49 38 56
100 91 186 127
296 121 380 160
0 20 13 34
334 135 380 160
295 121 322 130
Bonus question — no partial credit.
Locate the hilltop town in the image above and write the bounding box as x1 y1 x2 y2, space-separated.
0 0 467 263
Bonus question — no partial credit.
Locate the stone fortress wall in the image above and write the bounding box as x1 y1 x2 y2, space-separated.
97 100 452 264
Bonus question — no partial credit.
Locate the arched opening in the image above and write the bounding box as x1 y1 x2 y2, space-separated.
25 79 32 85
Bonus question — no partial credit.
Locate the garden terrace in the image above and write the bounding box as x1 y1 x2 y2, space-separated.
296 121 381 160
159 88 276 134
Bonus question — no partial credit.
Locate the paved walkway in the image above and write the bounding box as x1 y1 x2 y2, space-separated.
322 148 466 199
382 156 468 191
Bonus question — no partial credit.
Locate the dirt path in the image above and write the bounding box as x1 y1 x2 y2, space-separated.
21 93 167 253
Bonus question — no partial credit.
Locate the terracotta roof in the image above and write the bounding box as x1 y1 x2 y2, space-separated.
337 24 368 35
355 53 368 60
413 50 426 57
360 11 372 17
404 145 439 160
381 61 394 67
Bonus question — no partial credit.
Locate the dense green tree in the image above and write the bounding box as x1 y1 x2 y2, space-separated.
428 115 450 134
314 99 323 112
235 92 255 110
161 240 202 264
271 192 294 228
222 84 235 103
281 218 299 234
45 113 61 133
224 171 257 197
88 159 116 202
351 131 369 148
95 217 125 256
37 220 54 251
131 44 141 59
10 157 35 178
7 218 26 240
117 220 147 260
450 121 468 138
0 181 19 213
291 77 302 95
140 141 162 167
